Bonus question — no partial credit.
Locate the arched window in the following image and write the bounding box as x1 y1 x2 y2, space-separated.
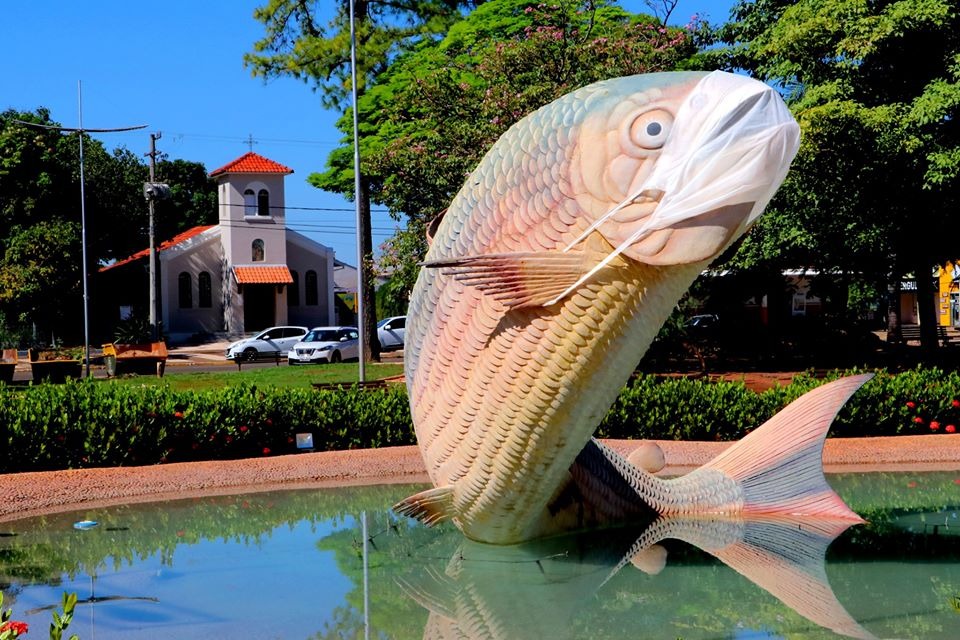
257 189 270 216
178 272 193 309
243 189 256 216
288 270 300 306
305 270 318 306
252 239 265 262
198 271 212 308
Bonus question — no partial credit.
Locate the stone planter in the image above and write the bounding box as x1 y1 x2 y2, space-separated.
28 348 83 383
112 342 168 377
0 349 17 384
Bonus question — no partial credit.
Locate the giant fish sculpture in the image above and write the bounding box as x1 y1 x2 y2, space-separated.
396 70 864 545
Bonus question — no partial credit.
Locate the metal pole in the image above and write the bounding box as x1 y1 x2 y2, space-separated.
362 510 369 640
78 81 91 378
148 133 160 341
350 0 366 382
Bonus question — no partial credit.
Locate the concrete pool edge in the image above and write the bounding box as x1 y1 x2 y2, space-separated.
2 435 958 523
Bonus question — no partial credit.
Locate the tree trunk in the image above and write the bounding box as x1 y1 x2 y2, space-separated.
912 256 939 352
358 176 381 363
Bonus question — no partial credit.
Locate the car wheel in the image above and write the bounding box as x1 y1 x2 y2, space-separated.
242 348 258 362
331 351 342 364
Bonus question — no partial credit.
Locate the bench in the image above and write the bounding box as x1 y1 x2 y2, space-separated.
312 379 390 392
896 325 949 346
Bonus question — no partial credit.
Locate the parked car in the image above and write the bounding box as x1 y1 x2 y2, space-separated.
377 315 406 351
225 326 308 362
288 326 360 364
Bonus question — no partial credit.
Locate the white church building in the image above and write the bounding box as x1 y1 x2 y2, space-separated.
99 152 344 342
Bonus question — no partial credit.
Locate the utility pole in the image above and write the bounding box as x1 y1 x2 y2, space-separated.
146 133 161 341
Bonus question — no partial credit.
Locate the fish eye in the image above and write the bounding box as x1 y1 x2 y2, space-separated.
627 108 673 151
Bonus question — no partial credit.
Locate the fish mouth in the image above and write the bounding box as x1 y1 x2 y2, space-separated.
627 201 754 265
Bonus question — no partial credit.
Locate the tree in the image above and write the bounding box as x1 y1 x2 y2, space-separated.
716 0 960 350
246 0 481 364
312 0 708 306
0 109 217 344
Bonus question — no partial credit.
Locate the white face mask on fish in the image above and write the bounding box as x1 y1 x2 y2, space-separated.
561 71 800 295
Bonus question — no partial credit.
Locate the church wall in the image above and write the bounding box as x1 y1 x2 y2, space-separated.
286 239 335 328
160 240 224 337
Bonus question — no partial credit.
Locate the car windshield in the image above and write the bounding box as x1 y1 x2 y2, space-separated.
304 330 340 342
376 319 389 328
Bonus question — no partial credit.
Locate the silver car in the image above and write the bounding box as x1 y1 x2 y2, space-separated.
288 326 360 364
225 326 308 362
377 316 406 351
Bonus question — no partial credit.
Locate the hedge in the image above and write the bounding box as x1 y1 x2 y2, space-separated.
2 367 958 473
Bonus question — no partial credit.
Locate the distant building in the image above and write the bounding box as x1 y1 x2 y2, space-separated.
99 152 339 342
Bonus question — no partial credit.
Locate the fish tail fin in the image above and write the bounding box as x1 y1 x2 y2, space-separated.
696 373 872 521
393 485 456 526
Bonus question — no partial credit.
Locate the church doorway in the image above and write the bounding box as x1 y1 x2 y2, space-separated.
243 285 276 331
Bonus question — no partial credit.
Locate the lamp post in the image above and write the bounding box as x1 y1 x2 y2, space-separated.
350 0 366 382
15 82 146 376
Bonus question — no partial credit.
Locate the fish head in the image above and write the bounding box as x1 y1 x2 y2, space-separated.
572 70 800 266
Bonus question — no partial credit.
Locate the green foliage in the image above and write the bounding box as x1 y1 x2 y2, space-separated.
312 0 708 301
714 0 960 337
3 367 960 473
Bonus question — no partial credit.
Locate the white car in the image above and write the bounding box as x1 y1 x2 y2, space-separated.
377 316 406 351
288 326 360 364
225 326 308 362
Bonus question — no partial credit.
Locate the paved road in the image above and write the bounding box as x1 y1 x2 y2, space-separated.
9 343 404 383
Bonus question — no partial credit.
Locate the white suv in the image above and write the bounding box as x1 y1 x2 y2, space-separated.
288 326 360 364
225 326 308 362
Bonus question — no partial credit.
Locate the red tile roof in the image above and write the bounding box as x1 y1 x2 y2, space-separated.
233 265 294 284
100 225 216 272
209 152 294 177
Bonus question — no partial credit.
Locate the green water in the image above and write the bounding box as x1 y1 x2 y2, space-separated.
0 472 958 639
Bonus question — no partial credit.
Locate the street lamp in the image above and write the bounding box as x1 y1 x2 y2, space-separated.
15 81 146 376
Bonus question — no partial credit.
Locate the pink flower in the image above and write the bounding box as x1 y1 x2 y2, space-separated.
225 435 234 444
946 424 957 434
913 416 924 424
239 425 249 433
930 421 940 431
905 401 916 409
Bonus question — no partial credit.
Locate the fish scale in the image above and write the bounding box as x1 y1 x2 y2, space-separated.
397 71 858 544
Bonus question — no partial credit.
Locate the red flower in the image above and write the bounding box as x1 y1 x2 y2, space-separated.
225 435 234 443
952 399 960 408
265 418 273 426
287 436 295 444
907 481 918 489
0 620 29 635
905 401 916 409
262 447 271 456
173 411 184 419
929 421 940 431
954 478 960 485
947 425 957 434
913 416 924 424
239 425 249 433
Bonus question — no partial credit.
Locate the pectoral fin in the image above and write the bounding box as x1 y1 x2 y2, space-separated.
393 485 456 526
423 251 587 309
423 232 625 309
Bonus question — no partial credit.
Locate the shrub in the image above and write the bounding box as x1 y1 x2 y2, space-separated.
1 367 957 473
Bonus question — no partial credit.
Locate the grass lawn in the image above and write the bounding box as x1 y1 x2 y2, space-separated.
108 362 405 392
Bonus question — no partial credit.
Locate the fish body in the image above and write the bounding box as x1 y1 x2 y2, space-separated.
398 71 849 544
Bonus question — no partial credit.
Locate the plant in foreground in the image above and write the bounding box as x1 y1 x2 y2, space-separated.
0 591 78 640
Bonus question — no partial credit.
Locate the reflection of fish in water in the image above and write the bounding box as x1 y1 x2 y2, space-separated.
398 512 875 640
396 69 865 544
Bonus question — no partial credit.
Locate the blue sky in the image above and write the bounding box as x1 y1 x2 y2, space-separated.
2 0 734 266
